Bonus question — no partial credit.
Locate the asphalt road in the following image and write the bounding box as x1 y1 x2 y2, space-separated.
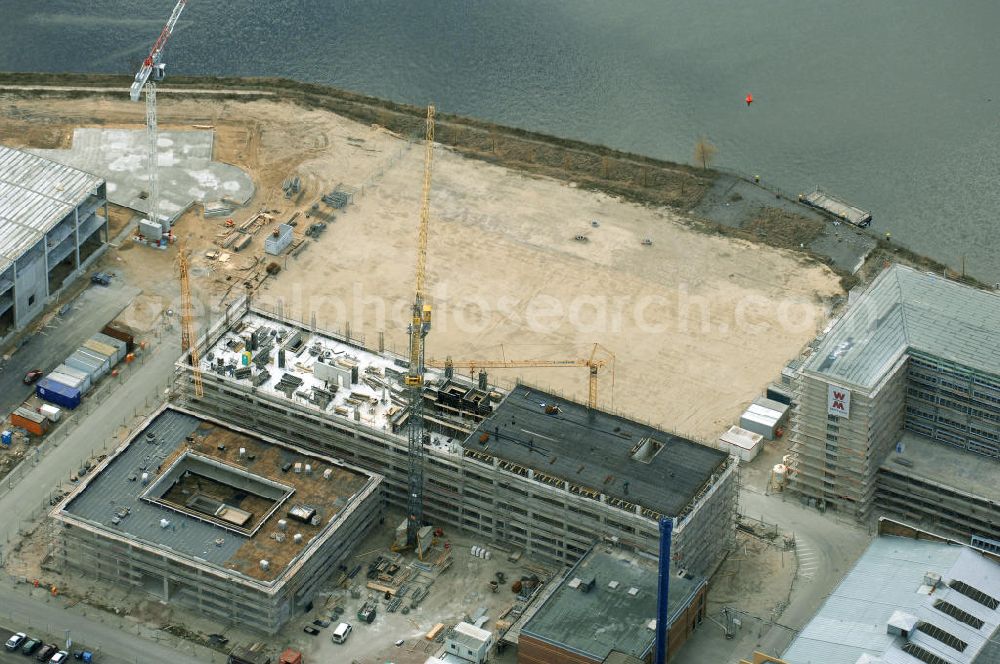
0 281 139 417
673 485 871 662
0 324 224 664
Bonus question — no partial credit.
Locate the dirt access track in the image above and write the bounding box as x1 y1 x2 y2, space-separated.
0 78 841 441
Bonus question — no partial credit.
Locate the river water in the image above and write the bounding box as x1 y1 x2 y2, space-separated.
1 0 998 281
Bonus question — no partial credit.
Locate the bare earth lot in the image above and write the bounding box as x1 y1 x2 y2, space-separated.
0 93 841 441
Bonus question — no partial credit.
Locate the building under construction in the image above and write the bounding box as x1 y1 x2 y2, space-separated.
788 264 1000 543
52 406 383 634
511 544 708 663
0 145 109 342
170 298 738 578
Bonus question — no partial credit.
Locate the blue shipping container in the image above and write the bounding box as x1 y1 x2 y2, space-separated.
36 377 81 410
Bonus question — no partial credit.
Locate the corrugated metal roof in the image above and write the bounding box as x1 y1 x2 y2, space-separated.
803 265 1000 389
0 145 103 269
782 537 1000 664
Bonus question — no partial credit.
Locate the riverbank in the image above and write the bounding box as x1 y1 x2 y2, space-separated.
0 72 990 293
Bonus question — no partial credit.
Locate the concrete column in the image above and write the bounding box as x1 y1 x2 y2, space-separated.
42 236 50 299
103 187 110 243
11 261 18 327
74 206 81 270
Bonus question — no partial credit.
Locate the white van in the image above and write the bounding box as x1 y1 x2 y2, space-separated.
331 622 352 644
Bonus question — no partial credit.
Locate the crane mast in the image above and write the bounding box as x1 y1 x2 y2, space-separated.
177 239 203 397
129 0 187 236
405 105 436 546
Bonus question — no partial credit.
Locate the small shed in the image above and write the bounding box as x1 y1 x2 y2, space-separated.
718 426 764 462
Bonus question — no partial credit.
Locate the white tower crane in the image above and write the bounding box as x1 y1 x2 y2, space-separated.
129 0 188 236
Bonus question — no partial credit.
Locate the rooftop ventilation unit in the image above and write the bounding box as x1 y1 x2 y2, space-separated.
886 610 918 638
288 504 317 523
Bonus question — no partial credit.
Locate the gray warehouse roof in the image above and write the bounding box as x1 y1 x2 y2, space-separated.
0 144 104 271
463 387 728 517
520 547 705 661
804 265 1000 389
782 535 1000 664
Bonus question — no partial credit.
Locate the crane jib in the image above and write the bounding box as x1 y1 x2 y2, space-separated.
128 0 188 102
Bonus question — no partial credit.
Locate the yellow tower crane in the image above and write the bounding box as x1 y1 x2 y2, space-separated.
177 239 203 398
404 104 436 548
426 343 615 410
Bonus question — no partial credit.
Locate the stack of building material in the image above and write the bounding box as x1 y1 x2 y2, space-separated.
265 224 294 255
322 184 355 209
233 234 253 252
739 397 789 440
203 201 234 218
717 426 764 462
282 177 302 199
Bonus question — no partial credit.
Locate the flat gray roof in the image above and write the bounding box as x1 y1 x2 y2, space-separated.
783 535 1000 664
521 547 705 661
882 431 1000 501
57 407 376 583
463 387 728 517
803 265 1000 389
0 145 103 271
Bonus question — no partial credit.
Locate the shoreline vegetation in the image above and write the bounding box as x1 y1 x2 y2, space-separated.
0 71 987 292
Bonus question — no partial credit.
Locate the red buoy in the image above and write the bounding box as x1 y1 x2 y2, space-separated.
746 93 754 106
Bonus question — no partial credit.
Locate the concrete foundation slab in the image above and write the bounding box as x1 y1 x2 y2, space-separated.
31 128 254 223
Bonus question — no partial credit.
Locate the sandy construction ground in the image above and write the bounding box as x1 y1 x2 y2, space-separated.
0 94 841 440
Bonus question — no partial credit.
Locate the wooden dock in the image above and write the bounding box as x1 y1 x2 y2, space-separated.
800 188 872 228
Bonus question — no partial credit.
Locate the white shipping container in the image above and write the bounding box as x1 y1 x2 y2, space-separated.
74 348 111 378
65 352 103 382
739 410 779 440
47 371 87 392
718 425 764 462
92 333 127 363
39 404 62 422
84 339 121 367
53 364 92 393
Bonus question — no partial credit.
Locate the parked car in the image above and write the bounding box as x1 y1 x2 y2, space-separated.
331 622 352 644
35 644 57 661
23 369 43 384
5 633 26 651
302 625 320 636
48 651 68 664
90 272 112 286
21 639 41 656
312 618 330 628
